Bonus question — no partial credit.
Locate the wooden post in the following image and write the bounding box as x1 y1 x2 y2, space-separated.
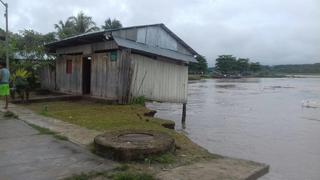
182 103 186 124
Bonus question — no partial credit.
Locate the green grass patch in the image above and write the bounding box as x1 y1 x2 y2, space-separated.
144 153 175 164
23 100 217 168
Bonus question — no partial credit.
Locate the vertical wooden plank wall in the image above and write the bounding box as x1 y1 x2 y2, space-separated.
39 65 56 90
90 49 131 103
118 49 132 104
55 55 82 94
130 54 188 103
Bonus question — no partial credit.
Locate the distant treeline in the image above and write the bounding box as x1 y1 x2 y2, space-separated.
190 54 320 77
266 63 320 74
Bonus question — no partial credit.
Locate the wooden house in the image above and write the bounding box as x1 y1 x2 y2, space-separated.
42 24 198 104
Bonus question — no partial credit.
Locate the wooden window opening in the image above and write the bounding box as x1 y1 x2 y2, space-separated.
66 60 72 74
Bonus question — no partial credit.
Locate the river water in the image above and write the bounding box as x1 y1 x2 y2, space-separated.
146 77 320 180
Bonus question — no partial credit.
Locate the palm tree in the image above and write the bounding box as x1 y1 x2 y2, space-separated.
54 19 76 39
69 11 99 34
102 18 122 30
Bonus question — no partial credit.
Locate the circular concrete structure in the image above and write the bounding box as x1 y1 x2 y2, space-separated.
94 130 175 161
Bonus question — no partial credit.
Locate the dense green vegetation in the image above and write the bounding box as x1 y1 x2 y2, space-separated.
268 63 320 74
208 55 319 77
213 55 261 76
188 55 208 74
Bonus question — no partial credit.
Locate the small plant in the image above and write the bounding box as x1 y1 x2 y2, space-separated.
3 111 18 118
144 153 175 164
40 105 49 116
11 68 32 103
130 96 146 105
114 164 130 171
112 172 154 180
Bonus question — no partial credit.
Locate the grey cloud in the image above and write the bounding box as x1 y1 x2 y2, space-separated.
0 0 318 65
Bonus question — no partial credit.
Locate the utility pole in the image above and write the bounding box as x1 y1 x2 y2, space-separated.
0 0 8 70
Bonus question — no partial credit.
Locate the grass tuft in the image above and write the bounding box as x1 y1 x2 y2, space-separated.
27 123 56 135
112 172 154 180
144 153 176 164
130 96 146 106
3 111 18 118
114 164 130 171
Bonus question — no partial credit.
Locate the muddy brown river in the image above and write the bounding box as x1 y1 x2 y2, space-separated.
147 77 320 180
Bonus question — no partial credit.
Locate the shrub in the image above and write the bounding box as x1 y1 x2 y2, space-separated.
130 96 145 106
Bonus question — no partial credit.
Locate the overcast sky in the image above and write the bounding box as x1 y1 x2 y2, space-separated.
0 0 319 66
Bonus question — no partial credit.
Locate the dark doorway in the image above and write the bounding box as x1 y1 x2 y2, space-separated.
82 56 91 94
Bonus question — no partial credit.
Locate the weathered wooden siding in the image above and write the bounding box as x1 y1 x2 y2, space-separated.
130 54 188 103
55 55 82 94
90 50 131 103
56 41 118 55
39 65 55 90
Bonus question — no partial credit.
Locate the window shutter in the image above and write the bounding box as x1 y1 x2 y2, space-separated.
66 60 72 74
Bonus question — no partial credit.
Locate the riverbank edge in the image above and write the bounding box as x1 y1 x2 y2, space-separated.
4 101 269 179
189 74 320 80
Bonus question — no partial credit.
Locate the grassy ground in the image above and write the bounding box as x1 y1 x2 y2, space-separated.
23 100 219 179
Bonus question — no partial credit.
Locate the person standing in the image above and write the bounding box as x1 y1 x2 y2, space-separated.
0 62 10 109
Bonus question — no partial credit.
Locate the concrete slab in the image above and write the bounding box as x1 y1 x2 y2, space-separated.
156 158 269 180
0 118 115 180
0 119 37 139
7 104 101 146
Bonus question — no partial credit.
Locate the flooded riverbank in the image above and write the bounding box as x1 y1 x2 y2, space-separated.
147 77 320 180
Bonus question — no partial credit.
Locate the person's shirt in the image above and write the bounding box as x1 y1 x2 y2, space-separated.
0 68 10 84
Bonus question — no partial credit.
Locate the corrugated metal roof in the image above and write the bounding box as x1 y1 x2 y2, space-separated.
45 24 164 48
113 36 196 63
45 23 198 56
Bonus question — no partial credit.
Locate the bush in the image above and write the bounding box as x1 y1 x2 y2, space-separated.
130 96 145 106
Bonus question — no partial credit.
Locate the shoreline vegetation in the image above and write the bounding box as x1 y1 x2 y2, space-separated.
189 73 320 81
189 54 319 80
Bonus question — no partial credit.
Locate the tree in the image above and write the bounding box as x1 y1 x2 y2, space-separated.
13 30 56 60
236 58 250 74
54 12 99 39
250 62 261 72
69 11 99 34
54 19 76 39
189 55 208 74
102 18 122 30
215 55 237 74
